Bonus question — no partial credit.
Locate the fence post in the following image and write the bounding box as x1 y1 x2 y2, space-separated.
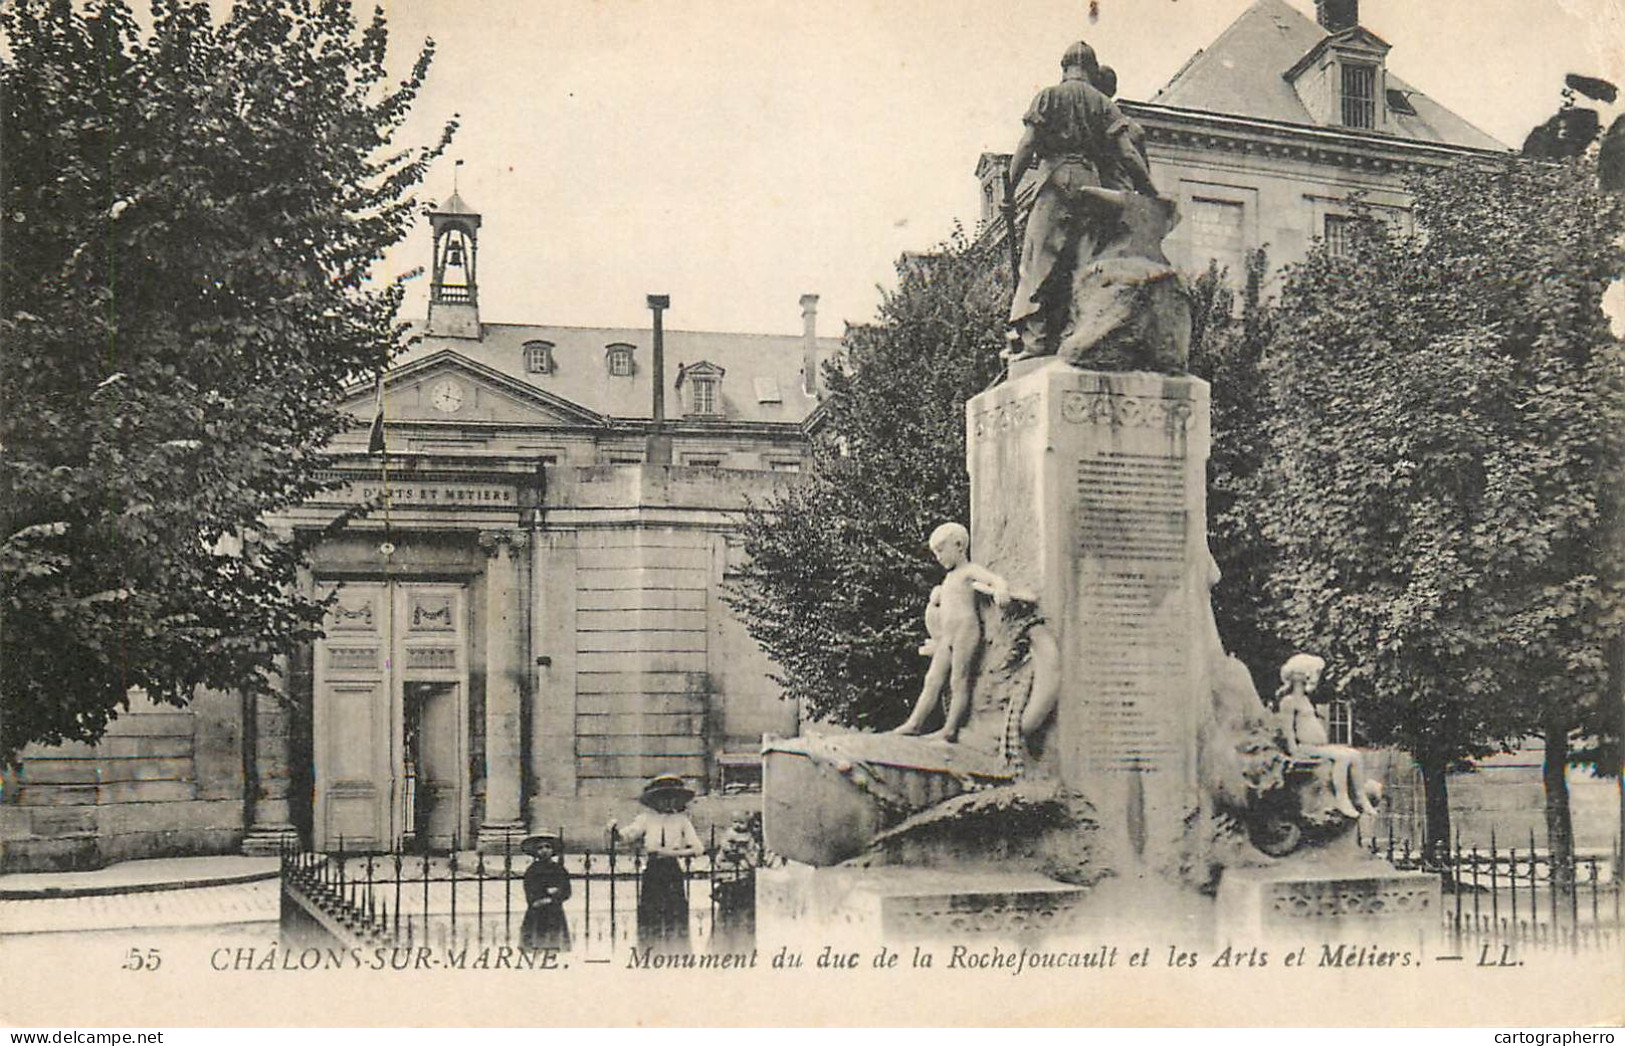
1489 828 1499 933
1546 831 1558 931
1451 833 1462 943
421 850 432 944
608 827 619 942
1510 838 1519 929
365 853 377 927
393 849 404 940
1469 840 1481 931
1530 830 1540 935
476 850 487 948
449 843 460 950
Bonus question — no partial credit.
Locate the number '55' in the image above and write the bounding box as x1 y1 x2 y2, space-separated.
123 947 161 971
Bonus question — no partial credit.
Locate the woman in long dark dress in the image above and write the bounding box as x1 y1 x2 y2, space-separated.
608 774 704 952
518 833 571 951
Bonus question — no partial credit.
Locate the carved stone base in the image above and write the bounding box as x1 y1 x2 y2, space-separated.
240 824 300 856
757 865 1092 944
1216 864 1440 943
476 820 528 856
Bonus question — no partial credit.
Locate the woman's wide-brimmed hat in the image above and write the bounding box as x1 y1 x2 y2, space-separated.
639 773 695 808
519 832 562 856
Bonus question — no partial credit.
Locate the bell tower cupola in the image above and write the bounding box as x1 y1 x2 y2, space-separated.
427 184 482 340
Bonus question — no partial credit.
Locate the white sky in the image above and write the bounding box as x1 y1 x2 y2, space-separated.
375 0 1625 338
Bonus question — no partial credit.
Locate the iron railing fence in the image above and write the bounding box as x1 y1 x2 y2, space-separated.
1365 826 1622 952
279 824 765 962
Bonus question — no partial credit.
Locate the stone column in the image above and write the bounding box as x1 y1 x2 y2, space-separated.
239 663 300 855
478 529 528 853
241 551 309 855
967 360 1210 877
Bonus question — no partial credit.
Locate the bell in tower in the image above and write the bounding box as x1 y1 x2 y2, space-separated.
426 187 483 340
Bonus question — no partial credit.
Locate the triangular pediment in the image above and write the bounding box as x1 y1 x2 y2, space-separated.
342 351 606 428
675 359 726 388
1286 25 1392 82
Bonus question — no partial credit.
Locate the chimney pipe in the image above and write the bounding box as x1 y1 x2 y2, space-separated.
646 294 671 465
800 293 820 397
1315 0 1358 33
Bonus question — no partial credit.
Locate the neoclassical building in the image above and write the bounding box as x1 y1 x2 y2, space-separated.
1 194 838 868
977 0 1509 292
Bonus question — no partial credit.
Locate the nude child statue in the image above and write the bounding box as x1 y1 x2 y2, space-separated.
1276 653 1380 818
894 522 1010 743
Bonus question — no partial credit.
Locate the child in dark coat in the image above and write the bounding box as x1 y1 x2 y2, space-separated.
519 833 571 951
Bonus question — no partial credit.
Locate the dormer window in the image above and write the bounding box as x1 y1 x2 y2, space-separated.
1341 62 1376 129
1283 24 1391 133
524 340 555 374
692 376 718 415
606 343 635 377
675 360 725 417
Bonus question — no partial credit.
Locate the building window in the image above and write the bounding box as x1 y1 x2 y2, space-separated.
607 453 643 465
684 454 723 468
691 377 718 416
523 340 554 374
1341 63 1376 129
768 459 802 474
606 343 635 377
1323 215 1352 258
1385 88 1416 116
1189 197 1247 284
1325 699 1354 746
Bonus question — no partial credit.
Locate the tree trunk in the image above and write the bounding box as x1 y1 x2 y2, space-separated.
1543 720 1576 893
1419 751 1452 867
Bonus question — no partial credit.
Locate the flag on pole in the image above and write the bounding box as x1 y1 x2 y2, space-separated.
367 370 386 455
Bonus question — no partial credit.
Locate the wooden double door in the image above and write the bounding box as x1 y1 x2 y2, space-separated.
313 581 468 852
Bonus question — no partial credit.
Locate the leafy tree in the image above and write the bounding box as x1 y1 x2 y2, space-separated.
1260 157 1625 862
0 0 453 759
1187 249 1292 695
727 231 1008 729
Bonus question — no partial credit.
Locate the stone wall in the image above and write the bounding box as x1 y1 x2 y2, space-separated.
0 690 245 872
572 527 712 795
528 465 798 838
1371 742 1622 853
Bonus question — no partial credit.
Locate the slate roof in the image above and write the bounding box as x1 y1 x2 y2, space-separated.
397 322 840 426
1149 0 1507 151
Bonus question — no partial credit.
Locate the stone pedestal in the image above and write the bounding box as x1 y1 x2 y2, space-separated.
966 363 1210 875
757 865 1092 944
1216 864 1441 945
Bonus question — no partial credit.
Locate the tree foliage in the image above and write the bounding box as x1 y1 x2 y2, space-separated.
726 232 1008 729
1187 249 1292 695
1259 157 1625 848
1 0 452 757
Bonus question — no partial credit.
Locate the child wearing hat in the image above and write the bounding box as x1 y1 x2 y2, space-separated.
608 773 704 951
519 833 572 951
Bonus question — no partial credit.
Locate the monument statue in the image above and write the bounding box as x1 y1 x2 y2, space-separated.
1005 40 1161 360
760 42 1435 947
1275 654 1380 819
762 523 1072 870
895 522 1011 743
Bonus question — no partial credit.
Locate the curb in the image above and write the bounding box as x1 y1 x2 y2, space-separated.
0 866 280 901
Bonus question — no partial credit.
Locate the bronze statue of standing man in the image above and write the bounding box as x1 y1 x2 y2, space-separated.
1006 41 1159 358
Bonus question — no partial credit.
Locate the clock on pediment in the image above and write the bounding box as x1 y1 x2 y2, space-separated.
430 378 465 414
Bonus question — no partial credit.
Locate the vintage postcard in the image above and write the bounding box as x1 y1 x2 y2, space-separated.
2 0 1623 1028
